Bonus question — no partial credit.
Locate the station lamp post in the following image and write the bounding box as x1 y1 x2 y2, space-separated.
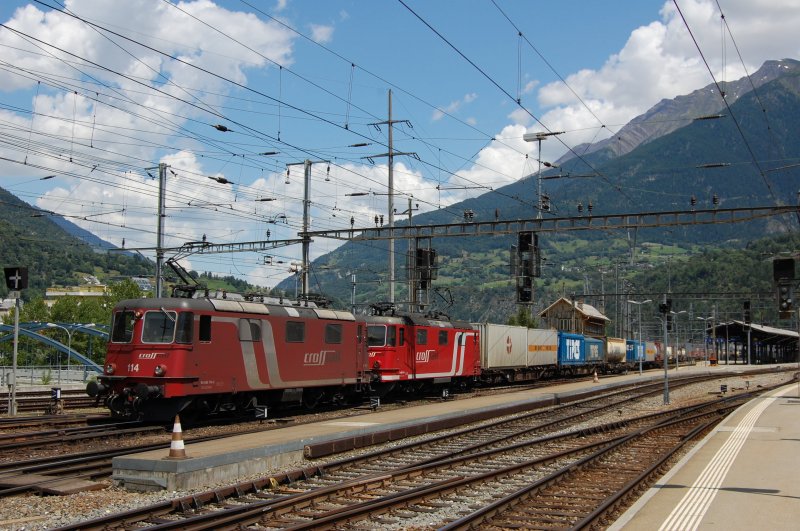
670 310 687 370
628 299 652 375
696 315 714 365
46 323 70 386
45 323 96 383
523 131 563 219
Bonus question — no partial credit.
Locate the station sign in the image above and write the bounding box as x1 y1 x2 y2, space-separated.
4 267 28 290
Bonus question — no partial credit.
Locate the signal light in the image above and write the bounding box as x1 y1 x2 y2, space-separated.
773 257 795 282
778 281 794 319
743 300 751 324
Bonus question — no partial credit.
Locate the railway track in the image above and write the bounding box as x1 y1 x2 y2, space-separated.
0 388 100 415
50 391 752 530
45 373 774 530
442 409 723 530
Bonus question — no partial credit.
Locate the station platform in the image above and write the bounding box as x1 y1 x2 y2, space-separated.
112 364 771 492
611 381 800 530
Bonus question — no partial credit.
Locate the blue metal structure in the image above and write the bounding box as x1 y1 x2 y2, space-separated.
0 322 105 373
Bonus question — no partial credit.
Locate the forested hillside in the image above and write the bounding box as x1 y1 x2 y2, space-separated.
0 187 152 300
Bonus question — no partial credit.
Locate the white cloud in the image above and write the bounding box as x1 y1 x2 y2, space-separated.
432 92 478 121
529 0 800 154
309 23 334 44
1 0 300 254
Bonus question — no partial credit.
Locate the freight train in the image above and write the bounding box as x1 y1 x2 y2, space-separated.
86 293 661 422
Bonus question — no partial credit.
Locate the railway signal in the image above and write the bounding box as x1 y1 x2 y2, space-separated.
515 232 539 304
773 257 795 319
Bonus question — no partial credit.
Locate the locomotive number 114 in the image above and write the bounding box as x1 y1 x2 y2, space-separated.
127 364 140 373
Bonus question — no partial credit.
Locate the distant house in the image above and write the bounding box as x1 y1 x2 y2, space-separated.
0 298 20 319
131 277 153 292
44 285 108 308
539 297 610 338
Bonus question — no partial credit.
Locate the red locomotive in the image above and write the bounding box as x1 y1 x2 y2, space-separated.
365 306 480 396
87 294 369 422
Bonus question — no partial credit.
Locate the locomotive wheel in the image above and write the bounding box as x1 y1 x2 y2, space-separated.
302 388 325 409
371 382 397 398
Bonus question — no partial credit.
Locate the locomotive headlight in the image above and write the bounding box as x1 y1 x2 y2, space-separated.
372 360 381 369
105 363 116 375
154 364 167 377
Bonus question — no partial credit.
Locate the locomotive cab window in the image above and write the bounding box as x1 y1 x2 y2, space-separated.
416 329 428 345
111 311 135 343
325 323 343 344
175 312 193 344
199 315 212 342
367 325 386 347
142 310 177 343
438 330 448 345
286 321 305 342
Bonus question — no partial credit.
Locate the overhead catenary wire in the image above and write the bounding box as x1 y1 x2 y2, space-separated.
395 0 631 204
670 0 781 209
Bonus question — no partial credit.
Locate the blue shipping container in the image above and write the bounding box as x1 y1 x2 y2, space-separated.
585 337 605 362
626 339 644 362
558 332 586 366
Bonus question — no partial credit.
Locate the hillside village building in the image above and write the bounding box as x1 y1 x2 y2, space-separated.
539 297 610 338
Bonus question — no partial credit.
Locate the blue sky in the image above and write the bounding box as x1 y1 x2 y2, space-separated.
0 0 798 288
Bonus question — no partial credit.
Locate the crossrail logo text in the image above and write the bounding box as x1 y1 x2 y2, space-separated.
304 350 336 366
415 350 435 363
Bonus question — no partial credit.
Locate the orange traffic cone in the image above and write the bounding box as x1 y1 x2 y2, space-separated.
166 415 188 459
593 370 599 383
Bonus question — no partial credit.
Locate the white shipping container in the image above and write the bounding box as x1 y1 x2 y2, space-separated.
527 328 559 366
475 323 529 369
474 324 558 369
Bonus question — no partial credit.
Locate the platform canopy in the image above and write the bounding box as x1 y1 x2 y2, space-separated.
702 319 798 365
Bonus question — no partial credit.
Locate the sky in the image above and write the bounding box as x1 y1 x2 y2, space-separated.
0 0 798 290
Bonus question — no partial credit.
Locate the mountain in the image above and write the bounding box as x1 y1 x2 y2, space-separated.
50 215 124 253
557 58 800 165
0 187 153 299
0 188 269 300
278 60 800 323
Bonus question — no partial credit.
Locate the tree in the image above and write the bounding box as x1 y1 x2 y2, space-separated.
50 296 81 322
507 307 538 328
76 297 108 325
105 279 144 308
17 297 50 323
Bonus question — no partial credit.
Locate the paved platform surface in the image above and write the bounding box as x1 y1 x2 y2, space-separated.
611 381 800 530
112 364 773 491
